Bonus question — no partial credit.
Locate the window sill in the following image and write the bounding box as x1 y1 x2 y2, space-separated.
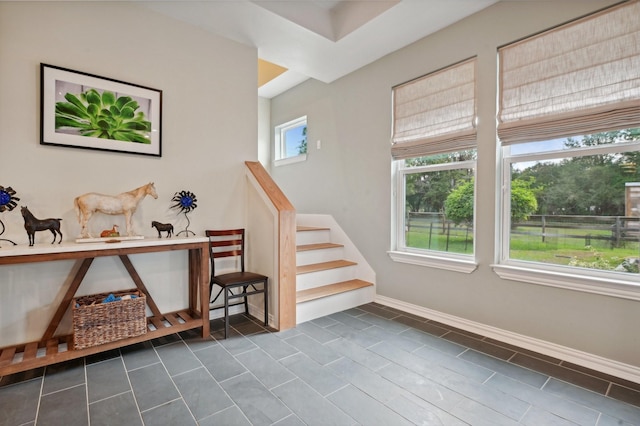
388 250 477 273
492 263 640 301
274 154 307 167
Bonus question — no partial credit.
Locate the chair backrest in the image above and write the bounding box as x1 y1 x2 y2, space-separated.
205 229 246 276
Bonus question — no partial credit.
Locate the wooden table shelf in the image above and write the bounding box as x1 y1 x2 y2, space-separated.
0 237 210 376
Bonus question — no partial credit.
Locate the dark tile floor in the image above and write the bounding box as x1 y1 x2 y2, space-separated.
1 302 639 426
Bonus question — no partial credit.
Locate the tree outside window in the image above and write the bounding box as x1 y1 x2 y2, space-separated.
400 150 476 255
503 128 640 274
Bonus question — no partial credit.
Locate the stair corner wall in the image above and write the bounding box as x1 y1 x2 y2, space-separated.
296 213 376 323
245 161 297 331
296 214 376 283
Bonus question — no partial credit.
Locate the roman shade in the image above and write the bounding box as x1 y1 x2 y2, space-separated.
498 0 640 145
391 58 477 160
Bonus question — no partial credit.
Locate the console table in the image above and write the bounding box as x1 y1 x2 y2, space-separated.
0 237 210 376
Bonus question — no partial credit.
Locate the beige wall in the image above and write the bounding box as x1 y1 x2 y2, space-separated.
0 1 257 345
3 0 638 372
270 0 640 369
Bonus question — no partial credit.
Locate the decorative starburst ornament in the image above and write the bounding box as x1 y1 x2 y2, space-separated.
171 190 197 236
0 185 19 246
0 186 19 213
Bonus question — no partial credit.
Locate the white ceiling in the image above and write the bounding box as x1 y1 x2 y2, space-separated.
143 0 500 98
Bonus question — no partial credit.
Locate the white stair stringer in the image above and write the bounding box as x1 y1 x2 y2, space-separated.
295 214 376 324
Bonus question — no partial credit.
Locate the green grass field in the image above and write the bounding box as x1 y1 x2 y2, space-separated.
406 221 639 271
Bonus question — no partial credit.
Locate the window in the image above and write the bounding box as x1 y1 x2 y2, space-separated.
274 116 307 166
496 1 640 297
396 151 476 250
390 58 478 272
502 129 640 273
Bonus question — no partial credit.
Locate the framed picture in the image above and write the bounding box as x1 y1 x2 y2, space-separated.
40 63 162 157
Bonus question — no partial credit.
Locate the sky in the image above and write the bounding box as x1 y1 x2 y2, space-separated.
285 125 306 157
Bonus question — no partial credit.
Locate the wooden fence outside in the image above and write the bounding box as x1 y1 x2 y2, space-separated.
407 212 640 248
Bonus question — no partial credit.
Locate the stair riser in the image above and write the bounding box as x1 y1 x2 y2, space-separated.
296 286 375 324
296 229 331 246
296 266 358 291
296 216 377 326
296 247 344 266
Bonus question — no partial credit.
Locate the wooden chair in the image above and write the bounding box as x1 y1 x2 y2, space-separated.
205 229 268 338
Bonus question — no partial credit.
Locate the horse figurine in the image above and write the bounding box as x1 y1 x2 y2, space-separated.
100 225 120 238
74 182 158 238
21 206 63 246
151 221 173 238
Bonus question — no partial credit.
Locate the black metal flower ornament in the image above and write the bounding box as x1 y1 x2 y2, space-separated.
0 185 19 246
171 190 197 236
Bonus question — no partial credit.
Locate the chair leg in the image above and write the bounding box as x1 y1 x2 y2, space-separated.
224 288 229 339
264 279 268 327
243 286 249 315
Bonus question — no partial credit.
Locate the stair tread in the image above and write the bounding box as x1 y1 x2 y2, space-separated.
296 279 373 303
297 242 344 252
297 259 357 274
297 226 329 232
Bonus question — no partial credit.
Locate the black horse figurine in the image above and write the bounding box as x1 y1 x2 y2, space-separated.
21 206 63 246
151 221 173 238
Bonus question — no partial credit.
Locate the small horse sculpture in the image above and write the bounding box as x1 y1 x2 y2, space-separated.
74 182 158 238
151 221 173 238
21 206 63 246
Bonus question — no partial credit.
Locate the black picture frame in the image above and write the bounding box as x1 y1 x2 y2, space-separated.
40 63 162 157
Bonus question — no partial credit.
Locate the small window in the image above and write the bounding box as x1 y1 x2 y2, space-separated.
274 116 307 166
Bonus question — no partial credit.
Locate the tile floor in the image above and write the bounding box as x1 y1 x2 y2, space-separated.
1 303 639 426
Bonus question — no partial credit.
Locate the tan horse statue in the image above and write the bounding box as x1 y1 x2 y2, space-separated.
74 182 158 238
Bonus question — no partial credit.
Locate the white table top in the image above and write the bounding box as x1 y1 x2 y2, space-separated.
0 236 209 259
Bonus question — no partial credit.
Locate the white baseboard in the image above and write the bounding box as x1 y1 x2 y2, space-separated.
375 295 640 385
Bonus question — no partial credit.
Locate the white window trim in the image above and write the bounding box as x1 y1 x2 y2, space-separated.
274 153 307 167
492 262 640 302
497 140 640 301
388 249 478 273
390 158 477 272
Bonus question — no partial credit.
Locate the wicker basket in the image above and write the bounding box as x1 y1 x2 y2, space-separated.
72 289 147 350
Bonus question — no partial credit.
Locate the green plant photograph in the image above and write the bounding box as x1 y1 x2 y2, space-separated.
55 88 151 143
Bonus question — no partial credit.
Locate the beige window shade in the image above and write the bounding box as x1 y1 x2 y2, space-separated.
498 0 640 145
391 58 476 160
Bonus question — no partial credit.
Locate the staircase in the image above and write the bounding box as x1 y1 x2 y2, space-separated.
295 214 375 324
